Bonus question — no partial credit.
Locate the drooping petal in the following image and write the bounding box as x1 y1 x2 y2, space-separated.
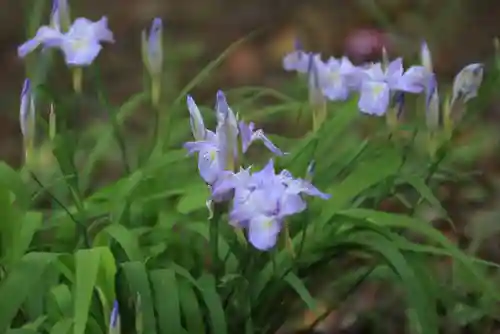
187 95 206 141
238 121 284 155
247 215 282 250
60 39 102 66
358 80 391 115
197 148 221 185
18 26 64 57
278 193 307 217
396 65 429 93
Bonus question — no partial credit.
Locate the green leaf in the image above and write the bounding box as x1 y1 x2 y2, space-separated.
176 183 210 214
283 273 319 315
0 162 29 208
317 148 402 225
93 224 143 262
49 319 73 334
178 278 205 334
150 269 183 334
183 222 238 274
73 248 104 334
12 212 43 263
47 284 73 320
197 274 227 334
120 262 157 334
401 175 448 218
339 209 500 301
358 232 438 334
0 252 58 333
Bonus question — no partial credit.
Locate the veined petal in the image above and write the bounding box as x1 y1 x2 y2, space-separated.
358 80 390 116
247 215 282 250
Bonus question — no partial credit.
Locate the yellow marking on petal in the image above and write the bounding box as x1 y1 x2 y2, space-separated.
371 82 385 98
329 70 341 84
71 39 89 51
209 150 217 161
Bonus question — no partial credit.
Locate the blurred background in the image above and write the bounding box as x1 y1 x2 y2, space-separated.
5 1 500 331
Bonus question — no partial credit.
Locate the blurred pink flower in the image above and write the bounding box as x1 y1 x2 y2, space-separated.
344 28 390 62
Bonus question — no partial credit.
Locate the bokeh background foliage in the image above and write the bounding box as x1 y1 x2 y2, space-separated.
2 0 500 334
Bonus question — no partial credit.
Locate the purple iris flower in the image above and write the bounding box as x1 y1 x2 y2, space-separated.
18 16 114 66
184 91 284 200
213 160 330 250
358 58 428 116
316 56 363 101
282 39 311 73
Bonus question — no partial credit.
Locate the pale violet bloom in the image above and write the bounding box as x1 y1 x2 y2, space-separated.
18 17 114 66
57 17 114 66
358 58 428 115
214 160 330 250
184 92 284 200
142 18 163 76
20 79 35 138
283 39 311 73
316 56 362 101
